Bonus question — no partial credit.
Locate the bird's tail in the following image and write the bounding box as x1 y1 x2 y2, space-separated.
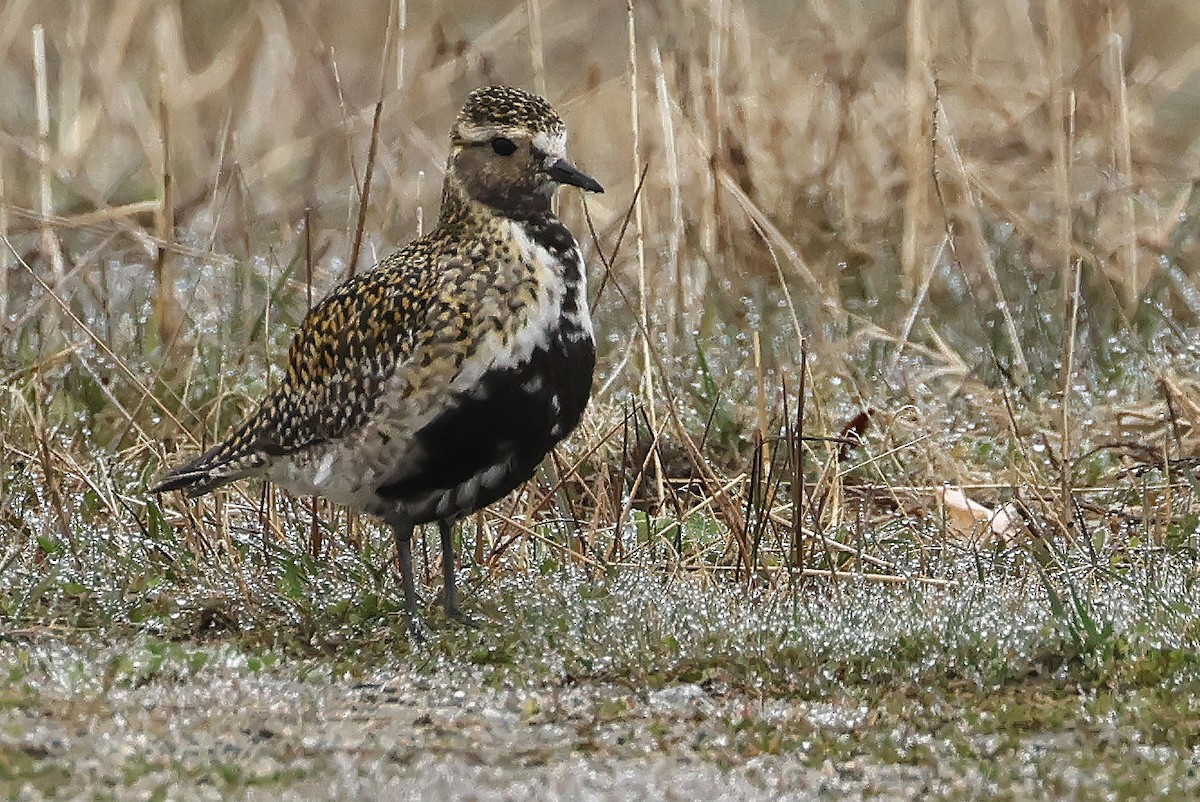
150 419 270 498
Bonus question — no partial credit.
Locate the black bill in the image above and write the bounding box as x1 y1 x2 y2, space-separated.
547 159 604 193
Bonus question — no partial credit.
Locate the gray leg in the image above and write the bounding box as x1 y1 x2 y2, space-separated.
389 518 425 640
439 519 476 627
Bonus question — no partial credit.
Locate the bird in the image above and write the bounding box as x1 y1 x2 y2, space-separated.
152 85 604 637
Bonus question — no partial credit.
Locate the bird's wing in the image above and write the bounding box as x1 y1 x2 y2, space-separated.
258 241 489 453
154 241 491 496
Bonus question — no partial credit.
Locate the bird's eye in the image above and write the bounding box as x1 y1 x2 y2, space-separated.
490 137 517 156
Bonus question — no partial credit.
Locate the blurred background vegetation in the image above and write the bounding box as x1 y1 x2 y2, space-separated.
2 0 1200 594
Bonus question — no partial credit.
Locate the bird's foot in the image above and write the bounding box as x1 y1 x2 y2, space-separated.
445 604 481 629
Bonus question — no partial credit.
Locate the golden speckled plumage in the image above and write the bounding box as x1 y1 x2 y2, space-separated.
453 85 564 143
152 86 604 635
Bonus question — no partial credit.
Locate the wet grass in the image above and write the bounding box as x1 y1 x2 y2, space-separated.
6 470 1200 797
6 467 1200 690
4 566 1200 799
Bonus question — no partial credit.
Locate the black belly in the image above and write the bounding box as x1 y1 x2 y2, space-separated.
377 331 595 523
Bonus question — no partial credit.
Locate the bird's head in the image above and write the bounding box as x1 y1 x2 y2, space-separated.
444 85 603 218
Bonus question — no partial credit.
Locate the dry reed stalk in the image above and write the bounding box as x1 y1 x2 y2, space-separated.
31 25 50 245
153 79 184 353
1104 19 1138 312
0 160 7 322
27 378 74 552
348 2 395 278
706 0 726 257
473 510 485 567
891 234 949 374
1060 241 1082 540
759 432 790 576
31 23 66 353
4 200 160 233
625 1 664 510
327 50 362 250
707 0 724 130
752 331 767 448
792 343 807 569
394 0 407 91
203 108 234 253
649 43 683 333
900 0 931 295
816 447 845 578
734 430 763 577
1047 0 1072 307
526 0 547 98
347 98 383 278
1054 0 1082 541
261 249 278 545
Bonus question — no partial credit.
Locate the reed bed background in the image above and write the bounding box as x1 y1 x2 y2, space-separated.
2 0 1200 640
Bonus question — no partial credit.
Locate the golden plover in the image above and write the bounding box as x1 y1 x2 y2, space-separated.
153 85 604 635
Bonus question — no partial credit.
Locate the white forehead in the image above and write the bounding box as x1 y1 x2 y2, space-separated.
456 123 566 144
533 130 567 158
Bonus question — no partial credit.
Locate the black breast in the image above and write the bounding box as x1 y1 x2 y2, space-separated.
377 329 596 523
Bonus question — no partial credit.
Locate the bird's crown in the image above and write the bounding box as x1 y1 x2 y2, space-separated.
452 85 565 142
